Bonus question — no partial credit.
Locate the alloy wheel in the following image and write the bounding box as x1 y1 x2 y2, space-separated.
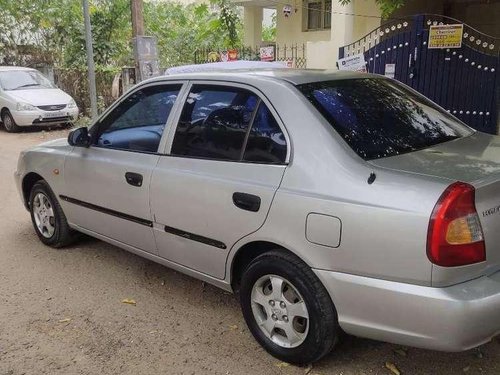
250 274 309 348
32 192 56 238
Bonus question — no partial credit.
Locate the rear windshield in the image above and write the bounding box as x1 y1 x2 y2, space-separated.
298 78 472 160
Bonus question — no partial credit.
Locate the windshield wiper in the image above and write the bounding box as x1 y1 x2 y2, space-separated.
12 83 41 90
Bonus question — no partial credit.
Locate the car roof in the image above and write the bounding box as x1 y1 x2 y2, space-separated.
165 60 290 75
0 66 36 72
147 69 376 86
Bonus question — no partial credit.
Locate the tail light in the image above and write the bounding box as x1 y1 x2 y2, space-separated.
427 182 485 267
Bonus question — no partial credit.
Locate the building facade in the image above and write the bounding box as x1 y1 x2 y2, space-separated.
235 0 499 69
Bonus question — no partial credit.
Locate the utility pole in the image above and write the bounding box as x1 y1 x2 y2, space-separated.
131 0 145 37
131 0 144 83
82 0 98 120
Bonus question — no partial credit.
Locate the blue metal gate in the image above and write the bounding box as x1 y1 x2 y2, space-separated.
339 14 499 134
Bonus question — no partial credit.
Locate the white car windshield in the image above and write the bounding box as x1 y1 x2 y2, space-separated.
0 70 55 91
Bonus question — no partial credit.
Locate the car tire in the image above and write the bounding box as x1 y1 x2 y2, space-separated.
240 250 339 365
1 109 21 133
29 180 78 248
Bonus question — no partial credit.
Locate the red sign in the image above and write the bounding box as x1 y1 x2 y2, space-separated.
228 49 238 61
260 46 275 62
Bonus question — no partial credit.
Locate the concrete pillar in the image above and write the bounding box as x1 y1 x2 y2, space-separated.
243 6 263 47
330 0 355 56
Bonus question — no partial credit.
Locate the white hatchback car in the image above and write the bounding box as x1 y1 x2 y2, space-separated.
0 66 79 132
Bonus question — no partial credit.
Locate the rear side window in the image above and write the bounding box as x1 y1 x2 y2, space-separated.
171 85 286 163
298 78 472 160
243 104 287 163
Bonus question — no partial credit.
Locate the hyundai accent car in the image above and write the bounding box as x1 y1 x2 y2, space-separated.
15 70 500 364
0 66 78 132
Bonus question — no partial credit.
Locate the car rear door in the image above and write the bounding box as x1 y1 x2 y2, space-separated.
150 81 289 279
62 82 184 254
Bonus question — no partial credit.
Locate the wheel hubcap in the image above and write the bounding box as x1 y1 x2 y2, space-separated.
33 192 56 238
3 115 12 130
251 275 309 348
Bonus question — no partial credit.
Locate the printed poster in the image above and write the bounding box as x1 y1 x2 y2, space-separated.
428 24 463 49
337 53 367 72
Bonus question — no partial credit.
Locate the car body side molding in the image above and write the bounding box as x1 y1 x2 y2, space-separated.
164 225 227 250
59 195 153 227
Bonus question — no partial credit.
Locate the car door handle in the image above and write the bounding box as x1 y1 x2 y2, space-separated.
232 192 261 212
125 172 143 187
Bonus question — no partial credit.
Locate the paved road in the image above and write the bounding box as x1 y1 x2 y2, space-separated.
0 128 498 375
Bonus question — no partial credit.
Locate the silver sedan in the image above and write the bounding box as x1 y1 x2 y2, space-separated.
15 69 500 364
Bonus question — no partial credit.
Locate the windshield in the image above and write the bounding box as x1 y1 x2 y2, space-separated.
298 78 473 160
0 70 55 91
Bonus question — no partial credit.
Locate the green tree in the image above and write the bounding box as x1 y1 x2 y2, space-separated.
144 0 242 67
64 0 131 67
262 12 276 42
0 0 244 68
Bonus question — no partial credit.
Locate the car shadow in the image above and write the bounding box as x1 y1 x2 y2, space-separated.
0 123 71 133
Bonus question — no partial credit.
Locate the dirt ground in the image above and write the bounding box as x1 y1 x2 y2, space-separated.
0 127 499 375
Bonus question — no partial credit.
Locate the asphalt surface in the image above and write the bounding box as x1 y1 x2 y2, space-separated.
0 127 499 375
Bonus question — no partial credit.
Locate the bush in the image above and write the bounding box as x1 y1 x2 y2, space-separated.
54 67 120 116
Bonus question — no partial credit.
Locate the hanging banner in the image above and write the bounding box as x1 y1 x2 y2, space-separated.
337 53 367 72
428 24 463 49
259 46 275 61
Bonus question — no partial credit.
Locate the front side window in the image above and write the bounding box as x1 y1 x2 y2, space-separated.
298 78 472 160
0 70 54 90
171 84 287 163
95 84 181 153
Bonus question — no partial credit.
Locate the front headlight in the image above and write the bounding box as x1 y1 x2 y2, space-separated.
67 99 77 109
16 102 37 111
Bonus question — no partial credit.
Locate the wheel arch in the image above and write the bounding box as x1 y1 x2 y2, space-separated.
22 172 45 209
229 240 306 291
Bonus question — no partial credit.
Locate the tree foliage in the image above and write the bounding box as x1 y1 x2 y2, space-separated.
262 11 276 42
0 0 243 68
144 0 242 67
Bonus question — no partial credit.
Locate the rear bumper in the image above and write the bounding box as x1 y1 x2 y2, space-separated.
314 269 500 351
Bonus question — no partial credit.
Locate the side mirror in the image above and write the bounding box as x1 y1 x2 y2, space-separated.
68 127 91 147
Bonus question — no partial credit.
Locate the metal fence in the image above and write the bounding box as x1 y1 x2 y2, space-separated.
339 14 499 134
194 43 307 68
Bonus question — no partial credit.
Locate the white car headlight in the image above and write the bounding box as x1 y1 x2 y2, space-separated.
67 99 77 109
16 102 37 111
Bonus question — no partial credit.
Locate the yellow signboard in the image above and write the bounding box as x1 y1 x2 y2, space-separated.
428 24 464 49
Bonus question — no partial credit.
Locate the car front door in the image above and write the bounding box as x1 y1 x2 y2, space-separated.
62 82 184 254
150 82 289 278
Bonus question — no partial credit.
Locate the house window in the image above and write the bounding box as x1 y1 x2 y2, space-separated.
305 0 331 30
